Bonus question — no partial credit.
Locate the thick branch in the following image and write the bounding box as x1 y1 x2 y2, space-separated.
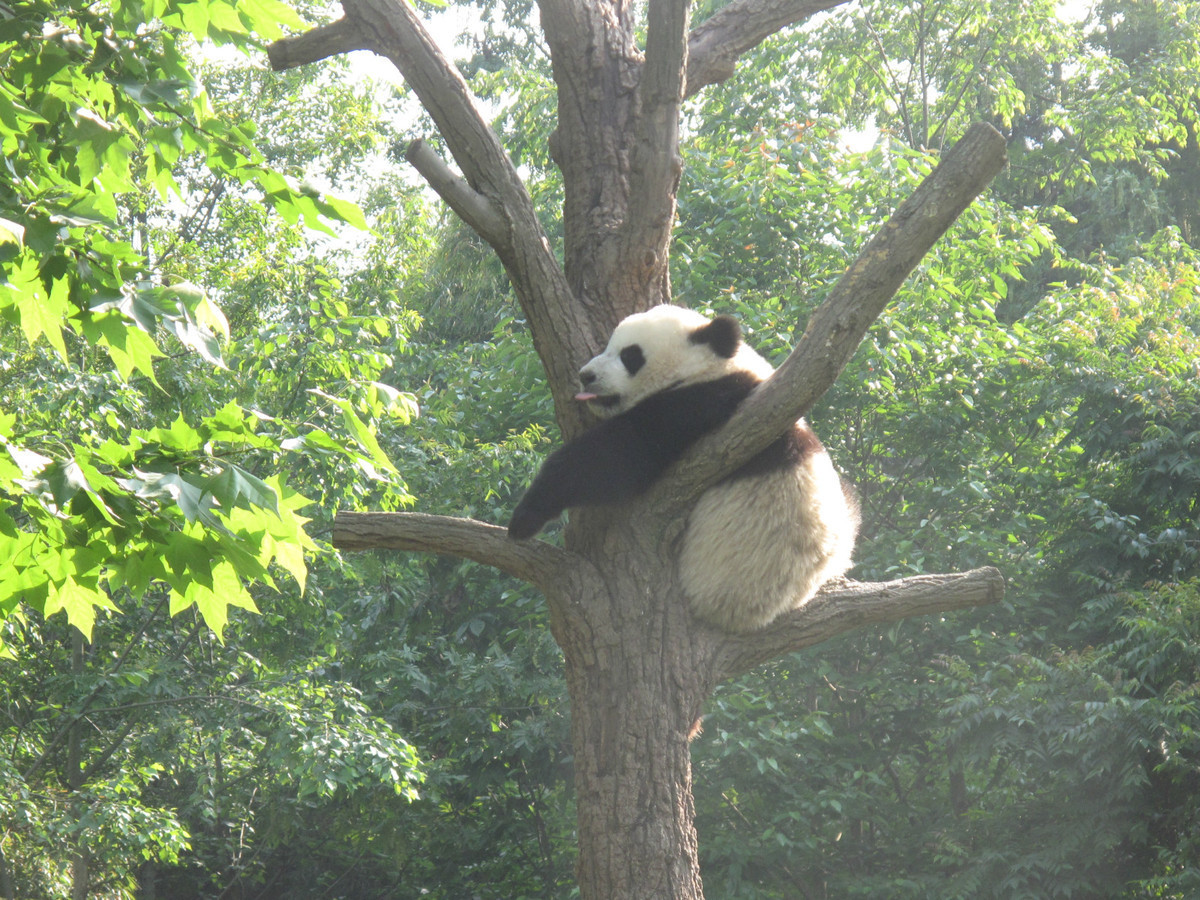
266 16 372 70
268 0 595 436
620 0 690 290
653 122 1008 519
405 139 506 246
685 0 850 97
714 566 1005 680
333 511 574 594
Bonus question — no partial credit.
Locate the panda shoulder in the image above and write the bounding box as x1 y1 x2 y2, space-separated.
628 372 762 438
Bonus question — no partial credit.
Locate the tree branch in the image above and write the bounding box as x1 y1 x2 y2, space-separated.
268 0 596 436
405 139 507 246
651 122 1008 520
714 567 1005 681
266 16 373 70
619 0 689 292
685 0 851 98
333 511 576 593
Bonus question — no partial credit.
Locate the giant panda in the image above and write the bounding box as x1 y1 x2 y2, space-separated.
508 304 859 633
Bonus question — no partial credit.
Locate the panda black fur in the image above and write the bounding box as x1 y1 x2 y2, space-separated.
508 305 859 633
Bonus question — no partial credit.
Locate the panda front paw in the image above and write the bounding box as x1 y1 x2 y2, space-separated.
507 505 548 540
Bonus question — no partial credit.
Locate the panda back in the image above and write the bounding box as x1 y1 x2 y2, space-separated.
680 425 858 633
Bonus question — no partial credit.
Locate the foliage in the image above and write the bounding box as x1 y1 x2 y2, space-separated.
812 0 1073 152
0 602 425 898
0 0 372 641
0 2 430 894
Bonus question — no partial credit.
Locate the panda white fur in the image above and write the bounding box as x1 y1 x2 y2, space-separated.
508 305 859 633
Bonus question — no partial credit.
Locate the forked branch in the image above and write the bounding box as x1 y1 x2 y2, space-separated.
405 139 507 246
654 122 1008 519
714 567 1006 680
268 0 595 435
333 511 576 595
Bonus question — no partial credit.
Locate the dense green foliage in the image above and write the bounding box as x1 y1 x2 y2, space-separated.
1 2 428 895
2 0 1199 896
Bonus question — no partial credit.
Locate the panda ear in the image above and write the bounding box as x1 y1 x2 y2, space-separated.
690 315 741 359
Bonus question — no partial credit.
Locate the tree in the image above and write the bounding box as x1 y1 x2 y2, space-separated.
6 0 1197 894
0 6 430 893
267 0 1006 896
0 0 357 650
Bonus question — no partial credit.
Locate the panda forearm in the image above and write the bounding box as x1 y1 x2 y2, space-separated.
508 425 661 538
508 371 753 539
509 452 579 537
508 486 564 539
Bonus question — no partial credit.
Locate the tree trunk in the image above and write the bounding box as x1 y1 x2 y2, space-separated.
69 629 89 900
272 1 1011 896
564 618 706 896
553 528 712 898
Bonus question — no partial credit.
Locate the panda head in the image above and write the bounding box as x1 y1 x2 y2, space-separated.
576 305 774 418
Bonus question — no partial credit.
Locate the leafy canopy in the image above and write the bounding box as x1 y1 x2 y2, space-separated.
0 0 391 642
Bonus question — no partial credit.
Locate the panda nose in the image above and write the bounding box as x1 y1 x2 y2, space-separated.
579 370 597 388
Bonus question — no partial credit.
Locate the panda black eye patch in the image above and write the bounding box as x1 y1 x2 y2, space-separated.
620 345 646 375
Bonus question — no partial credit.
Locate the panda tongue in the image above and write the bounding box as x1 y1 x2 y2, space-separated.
575 392 598 402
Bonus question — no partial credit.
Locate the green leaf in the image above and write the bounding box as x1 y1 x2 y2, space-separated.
207 0 252 37
164 530 215 598
368 382 420 423
320 192 369 230
120 469 210 522
270 535 308 593
0 255 69 358
309 390 398 475
138 282 229 365
178 0 210 38
43 577 118 641
181 560 258 640
80 308 165 384
205 463 280 515
0 216 25 246
236 0 308 40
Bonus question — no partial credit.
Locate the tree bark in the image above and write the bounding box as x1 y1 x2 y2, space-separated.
271 2 1010 897
69 629 89 900
557 542 713 899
